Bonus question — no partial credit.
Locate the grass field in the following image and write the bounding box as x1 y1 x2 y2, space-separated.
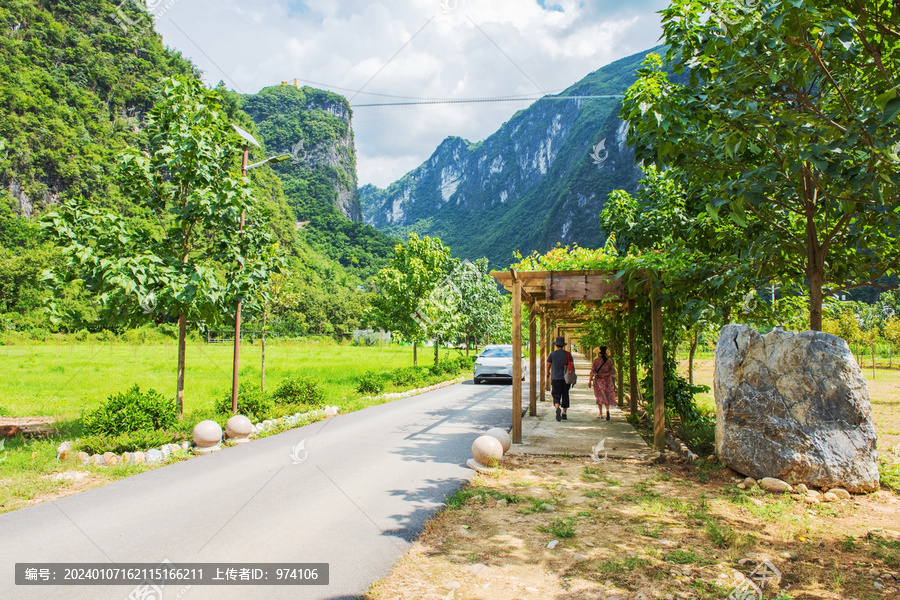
0 340 472 513
683 359 900 452
0 340 465 419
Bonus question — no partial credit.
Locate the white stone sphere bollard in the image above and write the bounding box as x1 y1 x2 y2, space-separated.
192 420 223 455
467 435 504 473
225 415 253 444
485 427 512 455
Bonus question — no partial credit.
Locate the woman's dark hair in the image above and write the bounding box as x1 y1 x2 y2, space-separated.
599 346 608 358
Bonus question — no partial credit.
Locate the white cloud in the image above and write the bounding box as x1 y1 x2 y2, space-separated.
153 0 667 187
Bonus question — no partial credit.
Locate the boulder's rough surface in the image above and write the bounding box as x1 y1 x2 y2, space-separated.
715 324 878 492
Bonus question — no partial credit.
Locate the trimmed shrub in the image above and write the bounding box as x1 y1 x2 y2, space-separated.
391 366 423 387
82 385 178 436
456 355 476 369
76 430 189 455
272 376 325 407
215 383 272 420
357 371 384 395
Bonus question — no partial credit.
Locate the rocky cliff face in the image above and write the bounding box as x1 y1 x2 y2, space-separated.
360 48 658 266
243 85 362 222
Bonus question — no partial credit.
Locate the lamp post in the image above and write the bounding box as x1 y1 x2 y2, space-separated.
230 124 291 414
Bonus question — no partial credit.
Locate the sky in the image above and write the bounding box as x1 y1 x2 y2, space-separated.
147 0 670 187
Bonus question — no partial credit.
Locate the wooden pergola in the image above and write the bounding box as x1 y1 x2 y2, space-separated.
490 269 666 452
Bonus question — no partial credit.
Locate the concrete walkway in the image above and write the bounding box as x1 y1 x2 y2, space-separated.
508 352 656 460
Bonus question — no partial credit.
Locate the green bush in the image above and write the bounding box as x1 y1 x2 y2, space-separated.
215 383 272 419
356 371 384 395
272 376 325 407
391 366 423 386
677 416 716 456
456 355 476 369
82 385 178 436
75 430 189 455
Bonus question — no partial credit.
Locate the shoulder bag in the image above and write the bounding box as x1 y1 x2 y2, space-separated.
564 352 577 385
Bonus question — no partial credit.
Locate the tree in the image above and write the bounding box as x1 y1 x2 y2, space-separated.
883 316 900 367
623 1 900 331
443 257 504 355
43 76 277 414
369 233 452 366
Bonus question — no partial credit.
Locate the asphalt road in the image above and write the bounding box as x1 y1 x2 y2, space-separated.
1 378 518 600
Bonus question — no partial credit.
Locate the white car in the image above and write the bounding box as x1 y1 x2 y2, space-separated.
473 344 527 384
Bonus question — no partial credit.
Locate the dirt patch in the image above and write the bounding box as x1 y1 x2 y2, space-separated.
32 470 110 504
367 455 900 600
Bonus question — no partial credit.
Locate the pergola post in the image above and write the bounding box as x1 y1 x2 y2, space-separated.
614 314 625 408
539 315 547 402
651 289 665 453
511 272 523 444
628 301 639 417
529 304 537 416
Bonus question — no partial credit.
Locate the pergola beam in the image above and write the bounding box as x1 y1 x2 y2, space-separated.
494 269 666 455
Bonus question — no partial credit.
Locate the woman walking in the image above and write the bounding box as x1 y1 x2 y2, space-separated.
589 346 616 420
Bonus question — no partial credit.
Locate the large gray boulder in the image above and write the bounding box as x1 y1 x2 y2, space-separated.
714 324 878 492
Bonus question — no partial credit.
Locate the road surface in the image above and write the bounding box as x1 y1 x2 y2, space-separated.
1 379 519 600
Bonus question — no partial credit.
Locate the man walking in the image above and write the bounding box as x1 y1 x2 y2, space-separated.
546 336 573 421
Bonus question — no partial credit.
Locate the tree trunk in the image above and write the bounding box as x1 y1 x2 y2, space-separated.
805 177 826 332
176 312 186 416
808 270 825 331
413 341 417 366
261 312 267 392
688 328 699 386
466 332 470 356
434 339 439 365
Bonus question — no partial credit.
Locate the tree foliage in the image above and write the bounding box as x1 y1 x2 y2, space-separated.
623 1 900 330
43 76 279 412
370 233 452 364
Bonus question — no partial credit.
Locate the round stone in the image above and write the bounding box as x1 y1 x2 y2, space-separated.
485 427 512 454
226 415 253 442
192 420 223 448
471 435 503 468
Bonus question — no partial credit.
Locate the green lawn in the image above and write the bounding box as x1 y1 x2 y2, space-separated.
0 340 461 418
0 340 474 514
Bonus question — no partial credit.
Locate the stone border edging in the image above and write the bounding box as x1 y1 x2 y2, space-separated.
53 375 469 468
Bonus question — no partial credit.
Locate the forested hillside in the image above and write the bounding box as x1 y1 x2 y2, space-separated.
360 48 662 267
0 0 390 336
239 84 396 280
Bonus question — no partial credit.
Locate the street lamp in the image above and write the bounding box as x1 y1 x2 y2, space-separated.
230 124 291 414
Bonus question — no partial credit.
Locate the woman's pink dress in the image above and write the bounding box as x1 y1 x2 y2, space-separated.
591 357 616 407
